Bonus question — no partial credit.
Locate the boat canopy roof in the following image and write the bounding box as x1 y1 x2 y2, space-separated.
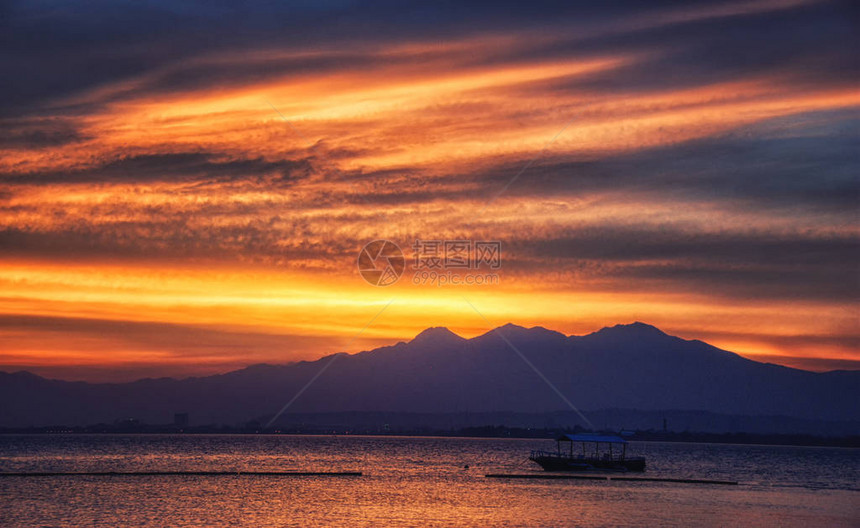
556 434 627 444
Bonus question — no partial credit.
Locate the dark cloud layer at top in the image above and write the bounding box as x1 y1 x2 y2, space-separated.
2 0 856 117
539 1 859 92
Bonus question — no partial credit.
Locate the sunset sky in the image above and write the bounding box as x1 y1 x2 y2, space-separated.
1 0 857 381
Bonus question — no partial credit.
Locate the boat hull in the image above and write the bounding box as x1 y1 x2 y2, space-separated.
530 455 646 472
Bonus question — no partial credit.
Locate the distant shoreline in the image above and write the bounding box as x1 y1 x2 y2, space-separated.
1 425 857 448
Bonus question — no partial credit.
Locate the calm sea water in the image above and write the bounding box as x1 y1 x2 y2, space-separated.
0 435 857 527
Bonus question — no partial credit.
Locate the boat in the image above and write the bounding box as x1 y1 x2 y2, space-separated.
529 433 646 472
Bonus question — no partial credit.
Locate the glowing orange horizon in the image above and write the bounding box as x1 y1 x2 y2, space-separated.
1 4 857 380
0 257 855 380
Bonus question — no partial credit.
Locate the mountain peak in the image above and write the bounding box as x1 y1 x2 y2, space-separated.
497 323 528 332
597 321 667 337
476 323 567 342
411 326 464 344
473 323 528 340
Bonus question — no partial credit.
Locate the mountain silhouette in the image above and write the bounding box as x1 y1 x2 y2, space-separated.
1 322 857 429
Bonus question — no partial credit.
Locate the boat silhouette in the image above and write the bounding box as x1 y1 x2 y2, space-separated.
530 434 646 472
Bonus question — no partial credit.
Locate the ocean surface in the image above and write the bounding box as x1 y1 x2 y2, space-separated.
0 435 857 527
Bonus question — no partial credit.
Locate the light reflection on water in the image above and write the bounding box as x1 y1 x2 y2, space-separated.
0 435 857 527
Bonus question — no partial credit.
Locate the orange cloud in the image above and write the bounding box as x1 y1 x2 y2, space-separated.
1 2 857 379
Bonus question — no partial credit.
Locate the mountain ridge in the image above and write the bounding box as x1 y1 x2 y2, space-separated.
3 322 832 384
1 322 857 429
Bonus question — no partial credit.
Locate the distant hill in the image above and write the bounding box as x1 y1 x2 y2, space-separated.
1 322 857 433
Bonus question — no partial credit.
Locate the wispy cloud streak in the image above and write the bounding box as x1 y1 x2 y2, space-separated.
0 0 856 378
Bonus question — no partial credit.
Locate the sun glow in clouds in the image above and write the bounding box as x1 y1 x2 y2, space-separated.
0 0 857 379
